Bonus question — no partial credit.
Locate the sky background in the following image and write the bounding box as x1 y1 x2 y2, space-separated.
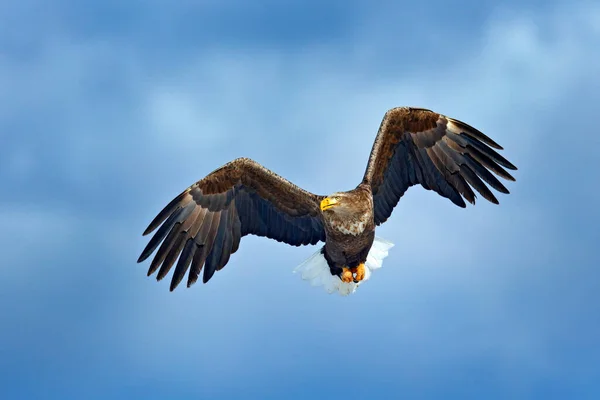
2 0 600 399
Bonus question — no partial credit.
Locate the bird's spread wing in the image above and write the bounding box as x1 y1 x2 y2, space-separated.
138 158 326 290
362 107 517 225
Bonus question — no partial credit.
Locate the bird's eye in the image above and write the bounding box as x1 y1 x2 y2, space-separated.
334 196 341 200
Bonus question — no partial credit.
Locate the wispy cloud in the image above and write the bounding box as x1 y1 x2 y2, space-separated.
1 1 598 398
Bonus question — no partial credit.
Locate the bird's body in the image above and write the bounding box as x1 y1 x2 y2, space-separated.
138 107 517 295
320 185 375 282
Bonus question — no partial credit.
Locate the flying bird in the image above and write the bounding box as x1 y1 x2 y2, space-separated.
138 107 517 295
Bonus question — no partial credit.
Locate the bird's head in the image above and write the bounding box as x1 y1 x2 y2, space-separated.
320 192 353 216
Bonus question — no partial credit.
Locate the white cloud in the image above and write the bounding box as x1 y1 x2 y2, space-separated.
122 2 598 377
1 1 598 390
0 208 77 282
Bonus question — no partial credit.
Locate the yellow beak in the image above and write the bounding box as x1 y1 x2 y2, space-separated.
320 197 339 211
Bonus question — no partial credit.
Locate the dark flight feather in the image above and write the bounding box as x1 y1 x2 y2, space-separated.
362 107 517 225
138 158 326 290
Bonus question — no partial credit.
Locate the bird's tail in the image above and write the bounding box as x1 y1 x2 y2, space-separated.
293 236 394 296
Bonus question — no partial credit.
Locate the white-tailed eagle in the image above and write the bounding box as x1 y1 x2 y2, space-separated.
138 107 517 295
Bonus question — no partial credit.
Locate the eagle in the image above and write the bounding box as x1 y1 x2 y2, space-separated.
138 107 517 295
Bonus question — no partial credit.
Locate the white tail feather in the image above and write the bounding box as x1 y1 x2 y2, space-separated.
293 236 394 296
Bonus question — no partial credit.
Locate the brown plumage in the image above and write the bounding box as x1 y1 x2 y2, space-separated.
138 106 517 292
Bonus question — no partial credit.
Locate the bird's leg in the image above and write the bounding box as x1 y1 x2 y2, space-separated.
340 267 354 283
350 263 366 283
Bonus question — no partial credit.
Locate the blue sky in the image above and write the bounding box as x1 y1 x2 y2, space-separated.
1 0 599 398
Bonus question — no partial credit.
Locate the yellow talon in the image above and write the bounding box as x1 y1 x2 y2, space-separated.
341 267 354 283
351 263 365 282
